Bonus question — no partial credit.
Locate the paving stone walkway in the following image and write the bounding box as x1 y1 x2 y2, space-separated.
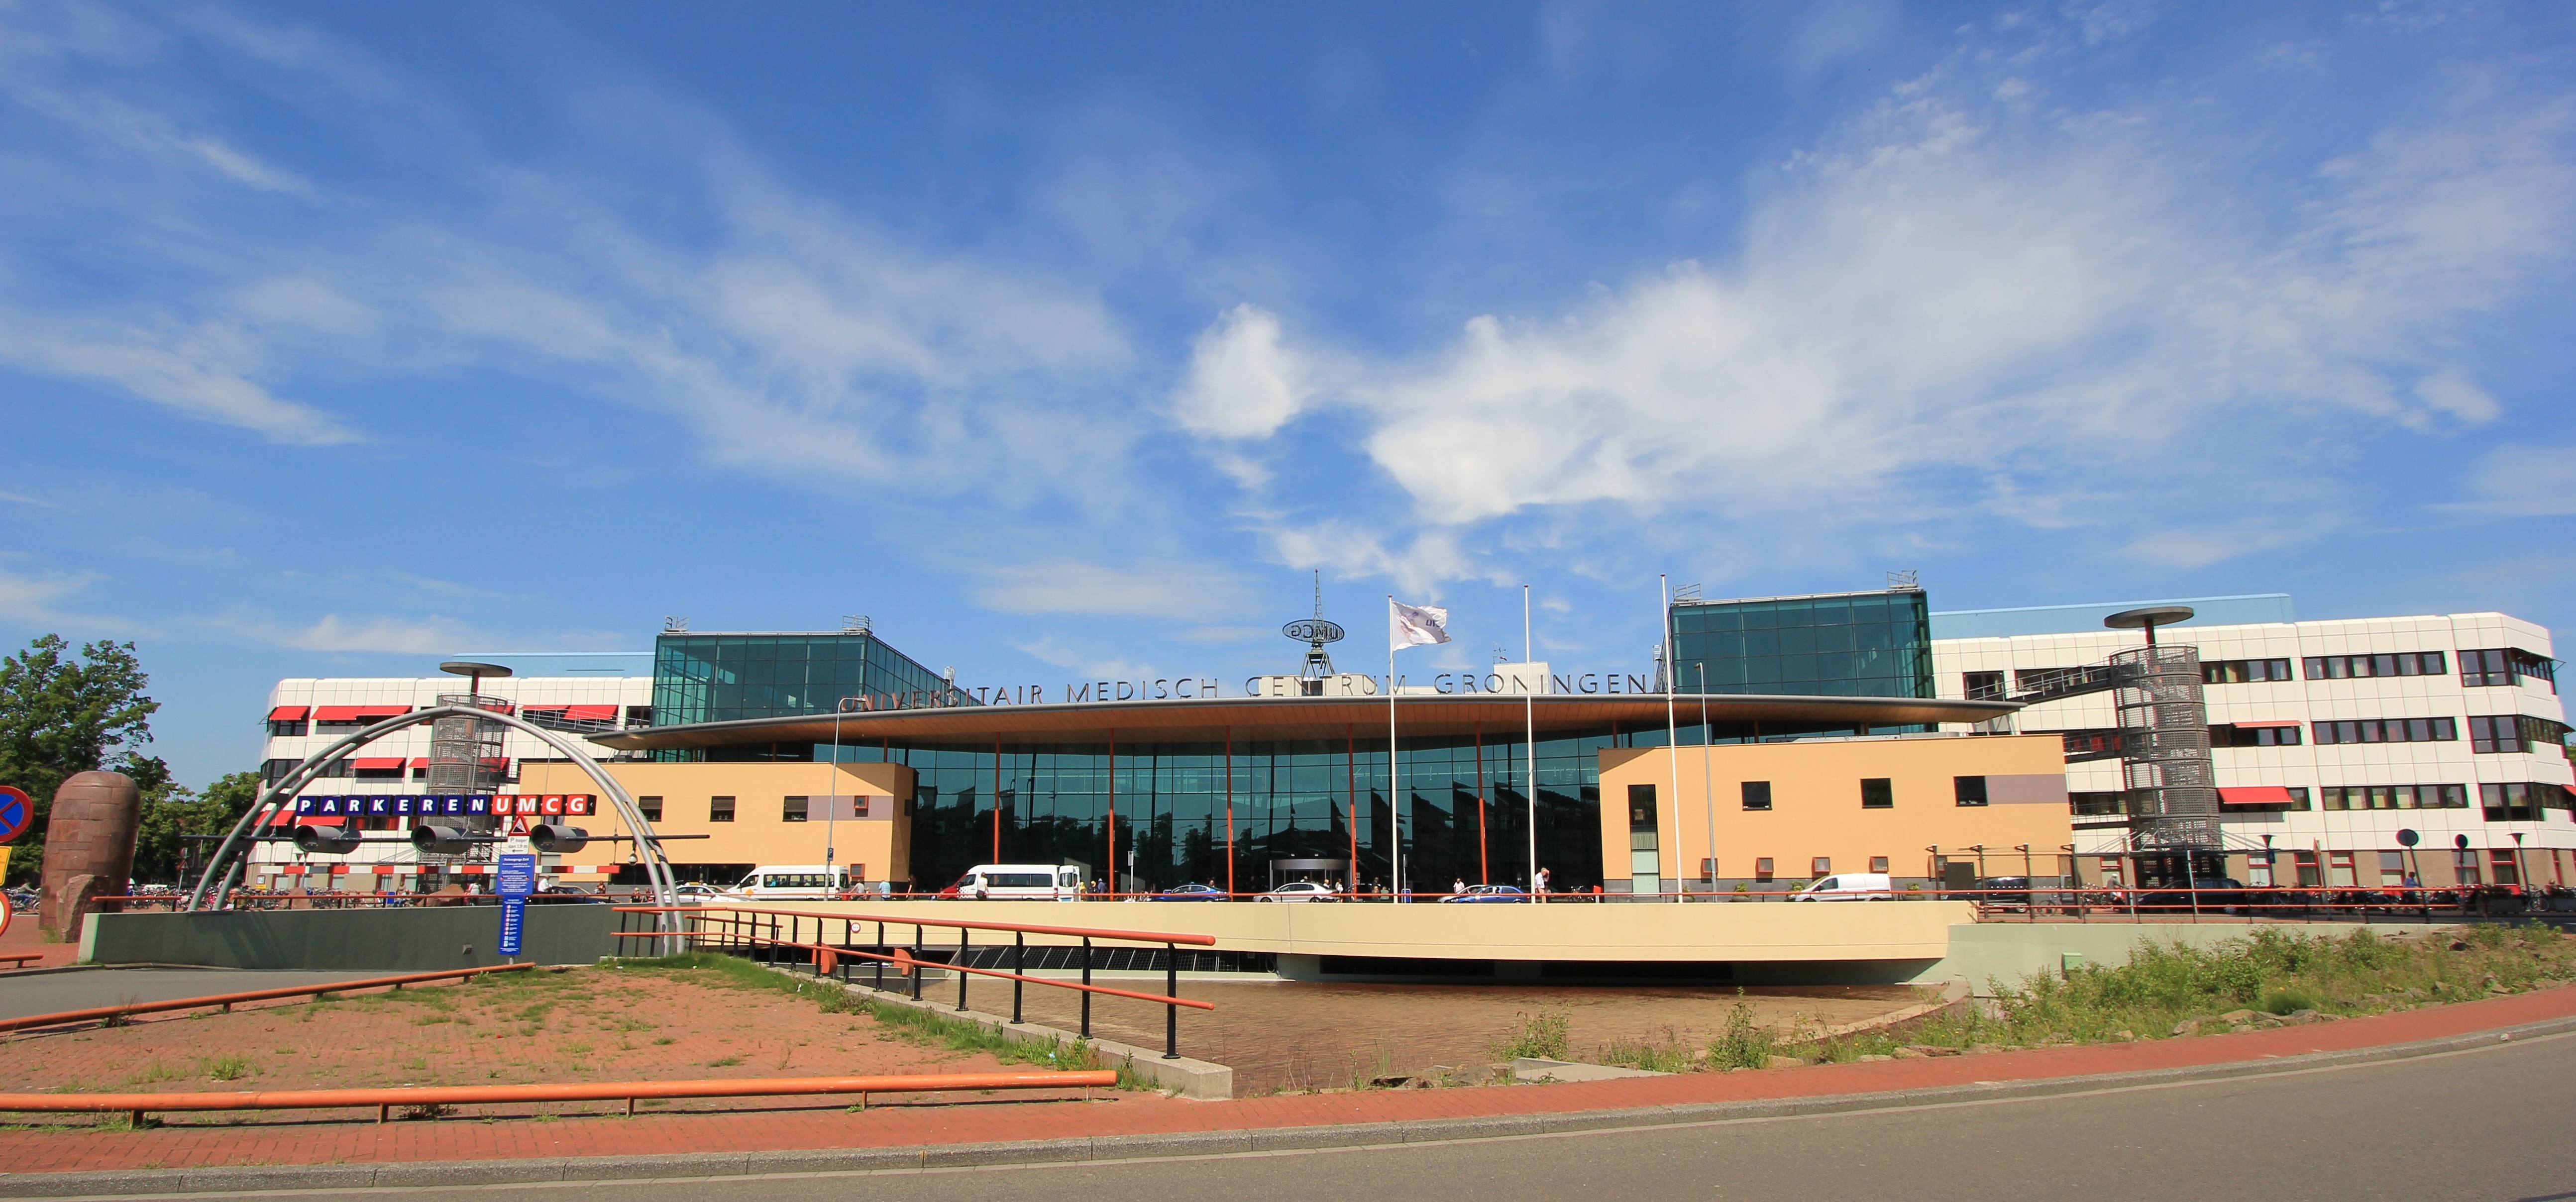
0 980 2566 1178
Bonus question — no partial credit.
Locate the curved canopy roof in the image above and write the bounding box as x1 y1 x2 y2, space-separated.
591 693 2019 752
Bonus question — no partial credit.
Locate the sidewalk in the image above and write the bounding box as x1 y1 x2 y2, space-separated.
0 984 2569 1191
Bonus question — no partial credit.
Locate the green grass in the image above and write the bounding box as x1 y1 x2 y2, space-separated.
1489 1009 1571 1061
203 1054 255 1082
1707 995 1779 1070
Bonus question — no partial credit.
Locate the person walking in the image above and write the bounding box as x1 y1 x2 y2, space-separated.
1453 876 1467 898
1535 866 1551 902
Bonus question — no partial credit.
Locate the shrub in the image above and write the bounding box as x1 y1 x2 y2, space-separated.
2256 989 2316 1015
1491 1009 1572 1061
1708 997 1776 1070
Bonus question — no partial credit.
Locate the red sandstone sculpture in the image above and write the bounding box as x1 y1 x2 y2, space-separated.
42 771 139 942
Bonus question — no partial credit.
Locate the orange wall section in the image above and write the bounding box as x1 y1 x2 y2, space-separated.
1597 734 2073 891
515 760 916 885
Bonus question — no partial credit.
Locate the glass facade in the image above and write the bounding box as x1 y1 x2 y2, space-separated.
651 631 969 735
1669 589 1933 699
839 727 1615 896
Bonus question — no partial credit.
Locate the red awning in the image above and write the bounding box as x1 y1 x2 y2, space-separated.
408 758 429 769
2218 786 2296 806
351 757 406 770
267 705 309 721
523 704 568 713
2231 719 2301 729
563 705 618 721
313 705 411 721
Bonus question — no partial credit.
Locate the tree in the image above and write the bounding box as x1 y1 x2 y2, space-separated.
0 635 162 887
135 771 262 885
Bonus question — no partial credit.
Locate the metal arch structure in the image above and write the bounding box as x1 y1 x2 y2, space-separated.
185 706 679 921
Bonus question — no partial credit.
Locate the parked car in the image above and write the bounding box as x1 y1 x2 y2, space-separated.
1149 883 1228 901
1789 872 1895 901
936 864 1085 901
528 884 606 905
1257 881 1339 902
1440 884 1530 903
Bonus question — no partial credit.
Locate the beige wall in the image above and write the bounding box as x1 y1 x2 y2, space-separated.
702 898 1976 964
515 761 915 884
1597 735 2074 890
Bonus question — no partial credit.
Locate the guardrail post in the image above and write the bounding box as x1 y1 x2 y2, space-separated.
1164 942 1179 1059
876 921 886 992
1080 937 1092 1038
1012 932 1025 1024
911 925 924 1001
957 924 971 1012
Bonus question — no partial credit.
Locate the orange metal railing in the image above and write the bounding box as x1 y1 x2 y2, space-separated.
616 903 1217 1060
0 964 534 1033
0 1069 1116 1126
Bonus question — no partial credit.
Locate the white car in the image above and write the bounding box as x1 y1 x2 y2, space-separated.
1789 872 1895 901
1258 882 1339 903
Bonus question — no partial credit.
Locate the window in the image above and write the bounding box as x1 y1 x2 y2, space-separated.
1963 671 2006 701
1740 780 1772 811
2376 851 2406 880
2453 850 2481 885
783 796 808 822
1698 857 1717 882
709 796 736 823
1953 776 1989 806
1860 778 1893 809
2069 791 2129 816
1868 855 1890 873
2328 851 2357 888
2481 782 2547 821
2311 717 2456 745
637 796 663 822
1753 858 1775 881
2293 851 2321 888
2321 784 2467 811
624 704 653 727
354 764 404 781
2210 723 2302 748
2470 714 2569 754
266 718 308 737
2204 658 2294 684
2489 850 2522 886
260 758 301 786
1810 856 1832 876
1627 784 1659 881
2460 647 2557 692
2302 651 2446 681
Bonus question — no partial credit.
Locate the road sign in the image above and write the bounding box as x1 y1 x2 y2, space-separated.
0 787 31 845
2396 828 2419 847
0 890 11 939
495 852 537 958
497 898 526 957
495 853 537 898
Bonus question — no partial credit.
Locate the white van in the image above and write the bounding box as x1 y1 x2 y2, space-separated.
727 865 858 901
1790 872 1894 902
941 864 1085 901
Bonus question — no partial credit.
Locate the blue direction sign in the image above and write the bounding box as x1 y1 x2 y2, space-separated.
495 853 537 958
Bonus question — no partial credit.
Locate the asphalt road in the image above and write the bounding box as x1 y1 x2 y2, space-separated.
0 968 387 1020
71 1030 2576 1202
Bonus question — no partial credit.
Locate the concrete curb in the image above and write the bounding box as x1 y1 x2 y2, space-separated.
3 1013 2570 1197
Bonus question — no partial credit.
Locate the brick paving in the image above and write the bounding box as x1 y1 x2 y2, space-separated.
0 916 81 973
947 976 1932 1091
0 978 2565 1177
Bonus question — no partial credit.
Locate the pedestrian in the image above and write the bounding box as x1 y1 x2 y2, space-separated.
1535 866 1551 902
1453 877 1467 898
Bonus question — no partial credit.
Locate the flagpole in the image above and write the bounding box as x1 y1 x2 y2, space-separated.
1387 595 1400 902
1662 575 1680 903
1524 584 1537 893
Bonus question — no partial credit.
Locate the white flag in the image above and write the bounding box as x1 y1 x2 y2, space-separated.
1390 599 1451 651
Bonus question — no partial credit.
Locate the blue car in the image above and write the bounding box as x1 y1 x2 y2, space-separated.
1150 883 1228 901
1440 884 1530 903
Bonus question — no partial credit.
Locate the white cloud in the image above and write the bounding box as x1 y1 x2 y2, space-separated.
209 612 482 655
0 315 361 445
2446 444 2576 517
1181 66 2575 554
1171 304 1312 440
0 569 133 630
973 560 1249 620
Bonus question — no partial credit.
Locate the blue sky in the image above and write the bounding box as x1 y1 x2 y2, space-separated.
4 0 2573 789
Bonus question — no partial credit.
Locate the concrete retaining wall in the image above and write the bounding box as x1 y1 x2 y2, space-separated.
1914 922 2412 996
82 905 621 971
